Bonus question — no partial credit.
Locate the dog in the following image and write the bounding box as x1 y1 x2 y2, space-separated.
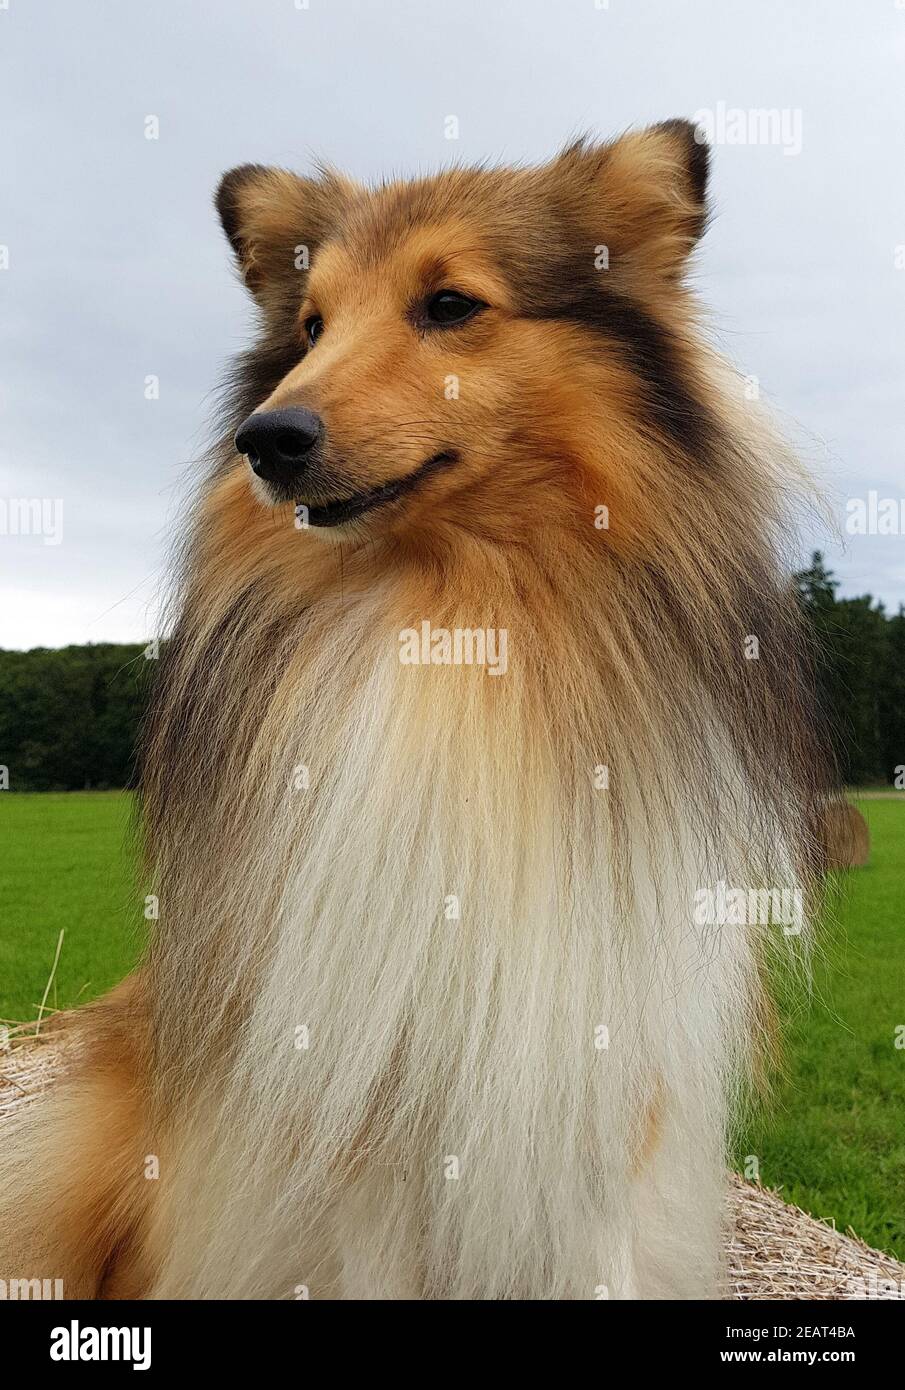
0 121 829 1299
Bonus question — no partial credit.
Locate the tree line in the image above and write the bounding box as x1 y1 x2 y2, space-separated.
0 643 153 791
0 554 902 791
795 553 904 787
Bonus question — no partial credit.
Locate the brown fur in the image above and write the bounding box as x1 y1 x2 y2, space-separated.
0 978 154 1297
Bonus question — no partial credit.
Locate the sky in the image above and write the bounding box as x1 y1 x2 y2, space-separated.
1 0 903 649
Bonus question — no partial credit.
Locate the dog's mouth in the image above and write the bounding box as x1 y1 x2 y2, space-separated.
297 450 458 528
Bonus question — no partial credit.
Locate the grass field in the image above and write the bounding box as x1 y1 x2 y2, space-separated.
1 790 903 1259
0 792 144 1023
733 797 905 1260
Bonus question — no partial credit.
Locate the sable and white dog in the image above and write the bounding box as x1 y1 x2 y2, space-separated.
0 121 827 1299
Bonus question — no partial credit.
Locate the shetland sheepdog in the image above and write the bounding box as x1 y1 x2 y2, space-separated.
0 121 829 1300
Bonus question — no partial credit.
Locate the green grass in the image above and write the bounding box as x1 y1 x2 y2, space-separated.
734 798 905 1260
0 792 144 1023
0 790 902 1259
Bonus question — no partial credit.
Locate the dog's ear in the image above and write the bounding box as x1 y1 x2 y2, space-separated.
215 164 353 307
553 120 710 286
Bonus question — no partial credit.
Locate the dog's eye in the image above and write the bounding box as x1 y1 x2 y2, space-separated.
424 291 484 327
305 315 324 346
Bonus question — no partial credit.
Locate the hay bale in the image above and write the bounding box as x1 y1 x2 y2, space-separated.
2 1036 903 1299
822 801 870 869
0 1027 81 1120
725 1173 904 1299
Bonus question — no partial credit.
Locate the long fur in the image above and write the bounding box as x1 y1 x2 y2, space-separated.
0 122 831 1299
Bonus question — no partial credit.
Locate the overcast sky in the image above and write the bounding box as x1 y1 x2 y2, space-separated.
2 0 903 648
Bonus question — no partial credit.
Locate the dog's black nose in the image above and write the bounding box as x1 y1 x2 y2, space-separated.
234 407 323 488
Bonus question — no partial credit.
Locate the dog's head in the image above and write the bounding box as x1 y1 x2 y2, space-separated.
143 127 830 940
215 122 714 547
